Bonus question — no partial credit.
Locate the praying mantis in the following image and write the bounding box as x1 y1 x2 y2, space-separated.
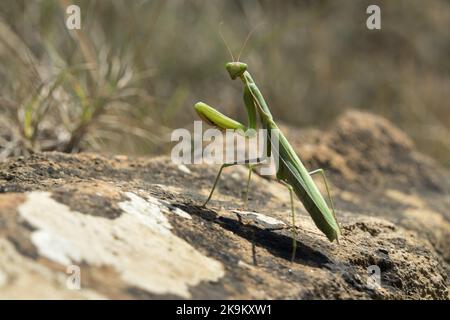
193 32 341 261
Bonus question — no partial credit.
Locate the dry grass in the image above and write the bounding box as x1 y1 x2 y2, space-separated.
0 0 449 166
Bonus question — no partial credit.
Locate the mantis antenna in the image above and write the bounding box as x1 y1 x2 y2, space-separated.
237 23 265 62
219 22 235 62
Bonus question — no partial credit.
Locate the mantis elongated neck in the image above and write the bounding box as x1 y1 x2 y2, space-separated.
239 71 275 128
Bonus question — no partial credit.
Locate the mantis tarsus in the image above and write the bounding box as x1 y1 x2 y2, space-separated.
194 35 341 261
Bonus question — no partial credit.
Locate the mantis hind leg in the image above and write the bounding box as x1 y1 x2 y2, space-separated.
278 180 297 262
309 168 341 238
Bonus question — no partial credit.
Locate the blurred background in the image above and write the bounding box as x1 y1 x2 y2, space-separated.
0 0 449 166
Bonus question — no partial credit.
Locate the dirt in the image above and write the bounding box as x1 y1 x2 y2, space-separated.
0 110 448 299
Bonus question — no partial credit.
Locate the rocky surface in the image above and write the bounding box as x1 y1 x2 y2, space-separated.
0 111 448 299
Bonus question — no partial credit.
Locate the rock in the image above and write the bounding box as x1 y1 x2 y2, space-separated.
233 210 286 230
0 111 448 299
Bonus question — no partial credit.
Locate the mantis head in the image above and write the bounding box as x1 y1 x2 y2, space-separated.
225 62 247 80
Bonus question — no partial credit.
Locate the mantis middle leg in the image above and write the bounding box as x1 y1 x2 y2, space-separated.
203 157 268 207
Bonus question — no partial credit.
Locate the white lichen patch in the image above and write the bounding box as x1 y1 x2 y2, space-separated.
158 199 192 220
17 191 224 298
140 192 192 220
0 239 105 299
118 192 173 235
233 210 286 230
31 230 82 266
177 164 191 174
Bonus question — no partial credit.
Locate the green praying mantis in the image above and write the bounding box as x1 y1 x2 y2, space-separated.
194 31 341 261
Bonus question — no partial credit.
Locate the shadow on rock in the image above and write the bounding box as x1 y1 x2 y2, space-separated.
176 203 332 268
